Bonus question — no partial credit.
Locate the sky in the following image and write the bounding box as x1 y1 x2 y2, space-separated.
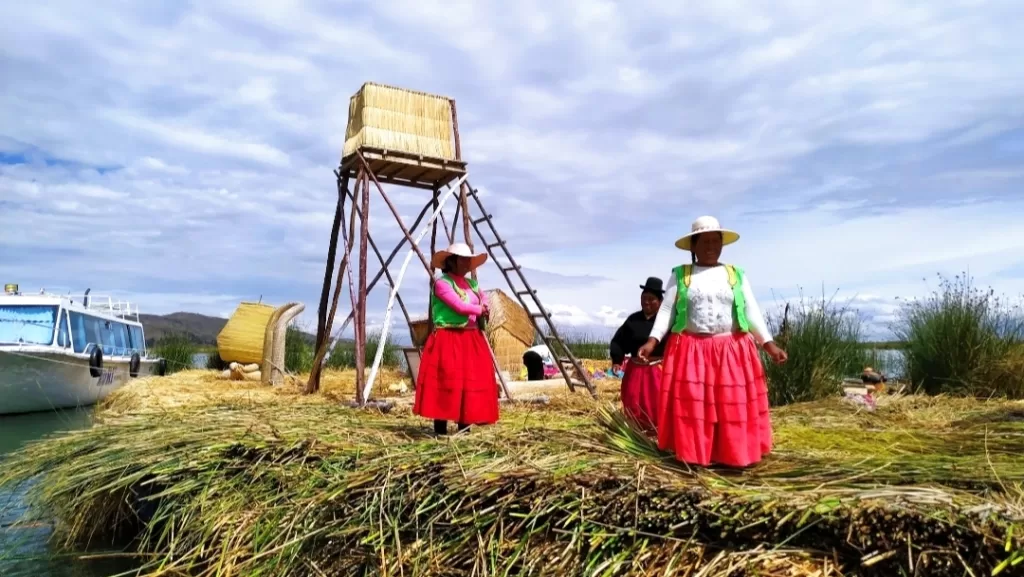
3 0 1024 344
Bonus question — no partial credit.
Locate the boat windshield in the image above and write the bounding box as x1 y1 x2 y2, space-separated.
0 304 59 345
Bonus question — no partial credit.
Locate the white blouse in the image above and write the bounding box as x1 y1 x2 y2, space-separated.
648 265 773 345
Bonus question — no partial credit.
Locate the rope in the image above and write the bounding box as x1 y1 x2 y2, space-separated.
361 174 468 403
0 348 192 370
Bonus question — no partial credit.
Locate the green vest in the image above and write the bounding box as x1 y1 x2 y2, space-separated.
430 274 481 328
669 264 749 334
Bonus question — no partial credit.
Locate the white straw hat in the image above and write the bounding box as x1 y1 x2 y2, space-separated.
430 242 488 270
674 216 740 251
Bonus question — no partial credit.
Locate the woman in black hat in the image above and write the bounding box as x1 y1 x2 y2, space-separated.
609 277 667 432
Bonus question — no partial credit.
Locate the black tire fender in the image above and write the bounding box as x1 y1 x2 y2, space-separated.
89 347 104 378
129 352 141 378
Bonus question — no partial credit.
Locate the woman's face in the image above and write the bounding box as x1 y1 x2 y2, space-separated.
451 256 471 276
640 291 662 317
693 232 723 265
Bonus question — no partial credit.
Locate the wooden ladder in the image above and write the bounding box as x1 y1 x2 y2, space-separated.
462 184 598 399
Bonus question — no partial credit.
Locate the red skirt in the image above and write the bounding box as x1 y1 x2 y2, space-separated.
620 359 662 432
414 328 499 425
657 332 772 468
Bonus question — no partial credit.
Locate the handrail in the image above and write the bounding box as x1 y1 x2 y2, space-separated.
7 289 143 322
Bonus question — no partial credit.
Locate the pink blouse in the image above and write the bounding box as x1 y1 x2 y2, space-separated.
434 275 487 322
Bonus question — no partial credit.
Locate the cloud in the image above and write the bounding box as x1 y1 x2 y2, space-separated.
2 0 1024 349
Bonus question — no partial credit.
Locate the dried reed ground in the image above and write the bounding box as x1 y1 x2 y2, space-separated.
4 368 1024 576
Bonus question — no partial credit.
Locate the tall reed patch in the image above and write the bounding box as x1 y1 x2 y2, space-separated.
150 333 198 375
763 294 866 406
555 329 609 360
325 329 400 370
284 324 314 373
893 273 1024 398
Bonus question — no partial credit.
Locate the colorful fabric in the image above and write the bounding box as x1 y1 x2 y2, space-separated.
657 331 772 467
431 274 485 327
670 264 749 334
621 359 662 433
414 327 499 424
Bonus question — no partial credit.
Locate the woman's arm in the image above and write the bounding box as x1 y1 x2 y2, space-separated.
609 322 630 366
647 282 677 343
741 273 773 345
434 279 483 316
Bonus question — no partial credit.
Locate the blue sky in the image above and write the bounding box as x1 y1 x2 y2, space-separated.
3 0 1024 343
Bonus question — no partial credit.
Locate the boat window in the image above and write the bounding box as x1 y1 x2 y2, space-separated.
69 311 110 354
111 322 130 356
0 305 59 345
57 310 70 348
127 325 146 355
101 320 117 355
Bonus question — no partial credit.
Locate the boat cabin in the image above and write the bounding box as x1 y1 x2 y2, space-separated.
0 284 149 359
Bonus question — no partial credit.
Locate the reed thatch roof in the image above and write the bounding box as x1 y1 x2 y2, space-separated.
342 82 456 161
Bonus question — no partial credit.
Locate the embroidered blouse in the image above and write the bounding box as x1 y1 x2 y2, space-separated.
434 274 487 322
648 265 773 345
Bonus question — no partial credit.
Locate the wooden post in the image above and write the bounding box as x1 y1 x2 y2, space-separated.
449 99 477 281
354 168 371 403
308 174 348 393
308 173 359 393
309 174 348 392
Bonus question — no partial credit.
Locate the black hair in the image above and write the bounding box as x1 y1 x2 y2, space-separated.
441 254 458 273
523 350 545 381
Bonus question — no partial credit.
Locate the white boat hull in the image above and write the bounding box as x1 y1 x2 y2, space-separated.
0 348 162 415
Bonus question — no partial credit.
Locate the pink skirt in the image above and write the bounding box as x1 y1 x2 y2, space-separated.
657 332 772 468
620 359 662 433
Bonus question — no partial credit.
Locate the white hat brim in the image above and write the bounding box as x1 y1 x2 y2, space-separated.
431 250 489 270
675 229 740 251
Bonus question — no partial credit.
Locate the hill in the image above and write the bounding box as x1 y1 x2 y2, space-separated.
141 312 318 347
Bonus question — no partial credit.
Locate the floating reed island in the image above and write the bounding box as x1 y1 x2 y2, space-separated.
3 369 1024 576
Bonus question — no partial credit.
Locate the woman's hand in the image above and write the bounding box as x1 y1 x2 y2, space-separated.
763 341 788 364
637 338 658 362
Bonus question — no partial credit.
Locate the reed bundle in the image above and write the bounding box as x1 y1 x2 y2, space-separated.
216 302 276 365
2 374 1024 576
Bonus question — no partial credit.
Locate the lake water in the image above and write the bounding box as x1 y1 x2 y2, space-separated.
0 409 141 577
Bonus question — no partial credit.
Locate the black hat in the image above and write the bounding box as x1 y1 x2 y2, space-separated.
639 277 665 297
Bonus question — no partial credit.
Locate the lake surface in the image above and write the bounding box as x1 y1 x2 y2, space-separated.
0 409 141 577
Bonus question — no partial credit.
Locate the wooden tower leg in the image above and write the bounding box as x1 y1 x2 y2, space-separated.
307 173 348 394
354 169 371 404
308 173 360 393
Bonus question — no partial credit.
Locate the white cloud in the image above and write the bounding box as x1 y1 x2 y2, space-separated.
2 0 1024 346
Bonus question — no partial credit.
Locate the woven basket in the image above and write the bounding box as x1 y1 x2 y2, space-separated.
216 302 277 365
342 82 455 161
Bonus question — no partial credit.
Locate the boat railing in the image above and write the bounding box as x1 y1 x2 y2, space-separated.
30 290 142 323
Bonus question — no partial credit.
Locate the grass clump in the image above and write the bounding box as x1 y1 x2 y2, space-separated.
764 294 866 406
150 333 198 375
2 381 1024 576
894 272 1024 398
325 329 399 370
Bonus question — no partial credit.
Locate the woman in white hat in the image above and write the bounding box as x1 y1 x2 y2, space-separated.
414 242 499 435
637 216 787 468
